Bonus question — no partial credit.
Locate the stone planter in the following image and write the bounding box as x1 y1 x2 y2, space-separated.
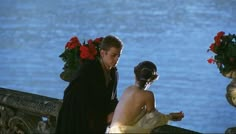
222 70 236 107
225 78 236 107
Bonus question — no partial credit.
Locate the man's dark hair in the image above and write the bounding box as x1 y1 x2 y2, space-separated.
100 35 123 51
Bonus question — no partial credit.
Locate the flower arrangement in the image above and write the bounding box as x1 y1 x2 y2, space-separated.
59 36 104 81
207 31 236 78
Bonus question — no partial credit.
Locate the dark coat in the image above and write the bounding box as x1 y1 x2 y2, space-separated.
55 59 119 134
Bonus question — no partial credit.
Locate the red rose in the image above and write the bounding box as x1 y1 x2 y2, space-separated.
209 43 216 53
88 45 97 60
217 31 225 37
213 32 224 46
80 45 98 60
207 58 215 64
94 37 103 43
70 36 80 44
88 39 93 45
65 36 81 49
80 46 90 59
214 36 221 46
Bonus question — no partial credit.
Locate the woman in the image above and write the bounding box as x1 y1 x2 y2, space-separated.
109 61 184 133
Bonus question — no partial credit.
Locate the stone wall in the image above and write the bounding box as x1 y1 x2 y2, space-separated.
0 87 62 134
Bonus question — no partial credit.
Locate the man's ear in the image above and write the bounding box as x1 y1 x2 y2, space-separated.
100 49 105 57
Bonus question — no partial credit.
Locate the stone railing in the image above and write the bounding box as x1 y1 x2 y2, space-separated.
1 87 235 134
0 87 62 134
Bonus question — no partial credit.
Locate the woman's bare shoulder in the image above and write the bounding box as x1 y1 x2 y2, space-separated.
123 86 154 98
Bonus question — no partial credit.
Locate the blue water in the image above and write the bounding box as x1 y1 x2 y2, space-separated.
0 0 236 133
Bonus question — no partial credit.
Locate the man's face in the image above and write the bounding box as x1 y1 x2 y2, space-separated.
101 47 122 69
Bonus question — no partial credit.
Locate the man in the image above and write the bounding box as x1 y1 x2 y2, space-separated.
109 61 184 133
55 35 123 133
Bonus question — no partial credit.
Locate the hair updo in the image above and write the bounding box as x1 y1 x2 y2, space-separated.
134 61 158 88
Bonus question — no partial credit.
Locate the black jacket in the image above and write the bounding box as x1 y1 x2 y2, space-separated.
55 59 119 133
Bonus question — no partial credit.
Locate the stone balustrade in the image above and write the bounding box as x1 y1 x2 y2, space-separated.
1 87 234 134
0 87 62 134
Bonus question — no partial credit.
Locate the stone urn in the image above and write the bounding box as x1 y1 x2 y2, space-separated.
225 78 236 107
222 70 236 134
223 70 236 107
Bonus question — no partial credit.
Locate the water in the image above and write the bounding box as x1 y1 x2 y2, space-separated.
0 0 236 133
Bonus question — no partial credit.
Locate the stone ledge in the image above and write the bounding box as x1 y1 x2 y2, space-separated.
151 125 201 134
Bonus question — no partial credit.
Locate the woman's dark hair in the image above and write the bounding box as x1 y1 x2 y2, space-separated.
134 61 158 88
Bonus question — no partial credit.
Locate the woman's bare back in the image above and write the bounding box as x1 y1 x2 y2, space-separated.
111 85 154 126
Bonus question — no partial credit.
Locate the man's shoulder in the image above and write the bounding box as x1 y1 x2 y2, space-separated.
80 60 100 70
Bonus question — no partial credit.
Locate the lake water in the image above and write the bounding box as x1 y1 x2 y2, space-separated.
0 0 236 133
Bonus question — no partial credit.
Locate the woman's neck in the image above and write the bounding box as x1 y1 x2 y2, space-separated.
135 82 145 90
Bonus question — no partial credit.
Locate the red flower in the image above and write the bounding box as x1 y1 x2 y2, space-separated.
60 36 103 77
80 46 90 59
209 43 216 53
94 37 103 43
207 31 236 75
80 42 98 60
217 31 225 37
88 39 93 45
88 44 97 60
65 36 81 49
207 58 215 64
214 36 221 46
214 31 225 46
212 31 225 46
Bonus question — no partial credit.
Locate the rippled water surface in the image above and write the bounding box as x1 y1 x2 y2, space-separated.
0 0 236 133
